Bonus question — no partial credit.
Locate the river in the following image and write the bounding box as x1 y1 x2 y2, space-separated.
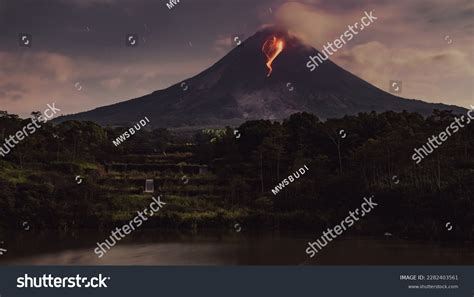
1 229 472 265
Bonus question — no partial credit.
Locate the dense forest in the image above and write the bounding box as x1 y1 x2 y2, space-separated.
0 110 473 240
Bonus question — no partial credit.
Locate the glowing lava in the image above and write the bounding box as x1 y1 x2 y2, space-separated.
262 36 285 77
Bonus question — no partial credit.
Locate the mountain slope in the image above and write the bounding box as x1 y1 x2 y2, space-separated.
56 27 465 128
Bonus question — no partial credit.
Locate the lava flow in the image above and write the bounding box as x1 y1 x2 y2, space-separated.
262 36 285 77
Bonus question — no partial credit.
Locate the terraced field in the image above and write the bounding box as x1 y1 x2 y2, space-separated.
96 147 254 230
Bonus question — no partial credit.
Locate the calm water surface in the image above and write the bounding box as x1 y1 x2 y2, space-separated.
1 229 472 265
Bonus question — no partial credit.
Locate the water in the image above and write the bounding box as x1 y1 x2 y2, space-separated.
1 230 472 265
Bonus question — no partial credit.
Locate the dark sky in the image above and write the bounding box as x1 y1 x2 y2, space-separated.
0 0 472 117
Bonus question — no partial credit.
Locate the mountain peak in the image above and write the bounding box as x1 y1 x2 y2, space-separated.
55 28 465 128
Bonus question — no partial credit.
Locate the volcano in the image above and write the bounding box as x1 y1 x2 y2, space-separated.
56 27 465 128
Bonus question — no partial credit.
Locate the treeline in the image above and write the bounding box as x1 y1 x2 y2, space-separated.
193 110 474 239
0 110 472 239
0 112 175 231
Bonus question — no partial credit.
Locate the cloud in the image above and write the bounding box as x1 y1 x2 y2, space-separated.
335 42 473 99
0 49 217 117
275 0 474 107
0 51 80 116
213 35 233 55
100 77 123 90
0 83 26 101
275 2 355 47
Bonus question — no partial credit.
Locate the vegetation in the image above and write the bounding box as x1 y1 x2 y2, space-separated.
0 110 472 240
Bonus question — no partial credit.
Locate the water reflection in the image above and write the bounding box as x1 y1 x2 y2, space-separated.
1 230 472 265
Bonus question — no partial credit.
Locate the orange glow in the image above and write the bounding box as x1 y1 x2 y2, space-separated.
262 36 285 77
